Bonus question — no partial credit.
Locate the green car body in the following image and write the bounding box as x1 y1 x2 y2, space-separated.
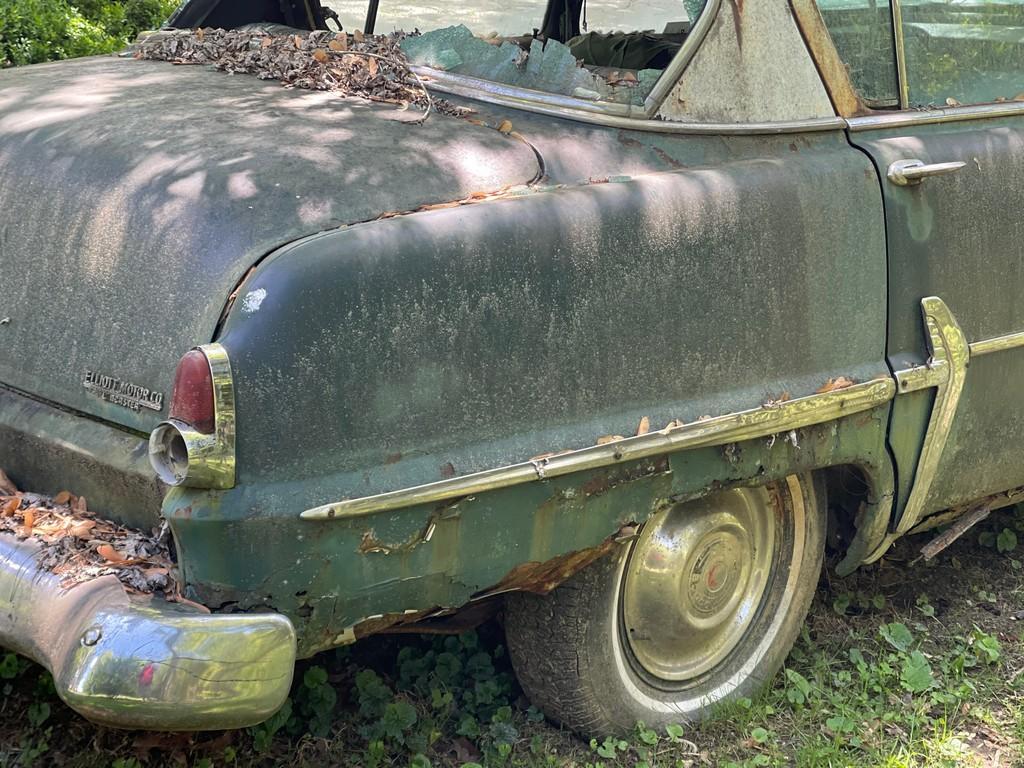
1 0 1022 733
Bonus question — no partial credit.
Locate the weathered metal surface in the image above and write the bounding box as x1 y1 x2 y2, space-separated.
217 130 887 500
0 533 296 730
788 0 869 117
0 56 538 436
0 385 161 529
851 117 1024 519
163 402 894 657
658 0 835 123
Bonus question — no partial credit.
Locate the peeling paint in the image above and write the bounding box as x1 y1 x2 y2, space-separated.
241 288 267 314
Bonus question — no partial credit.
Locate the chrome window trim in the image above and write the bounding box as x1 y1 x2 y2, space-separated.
890 0 910 109
847 101 1024 131
642 0 722 115
423 70 846 134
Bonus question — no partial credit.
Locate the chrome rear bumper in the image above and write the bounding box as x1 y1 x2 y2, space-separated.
0 533 296 730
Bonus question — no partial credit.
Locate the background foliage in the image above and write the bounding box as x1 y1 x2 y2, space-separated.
0 0 178 67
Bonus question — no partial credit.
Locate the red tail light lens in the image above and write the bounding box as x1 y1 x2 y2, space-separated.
169 349 215 434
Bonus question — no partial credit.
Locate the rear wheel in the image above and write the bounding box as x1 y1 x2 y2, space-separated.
505 474 824 736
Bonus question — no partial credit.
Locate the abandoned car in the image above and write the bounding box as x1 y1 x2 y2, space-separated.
1 0 1023 737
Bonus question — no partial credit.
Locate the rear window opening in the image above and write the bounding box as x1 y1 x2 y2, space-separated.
166 0 709 105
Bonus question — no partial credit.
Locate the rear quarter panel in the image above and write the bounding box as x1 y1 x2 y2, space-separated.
167 129 893 653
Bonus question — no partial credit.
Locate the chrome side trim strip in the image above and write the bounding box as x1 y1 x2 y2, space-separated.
422 71 847 134
970 330 1024 357
301 378 896 520
848 101 1024 131
642 0 723 116
891 297 969 534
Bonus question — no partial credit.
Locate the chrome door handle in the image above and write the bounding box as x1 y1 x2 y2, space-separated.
887 158 966 186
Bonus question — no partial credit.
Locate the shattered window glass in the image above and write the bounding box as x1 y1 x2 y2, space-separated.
328 0 707 105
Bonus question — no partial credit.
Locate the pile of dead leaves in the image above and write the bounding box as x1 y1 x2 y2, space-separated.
0 468 179 596
135 27 469 118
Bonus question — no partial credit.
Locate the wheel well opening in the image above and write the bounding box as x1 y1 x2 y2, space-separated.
822 464 873 555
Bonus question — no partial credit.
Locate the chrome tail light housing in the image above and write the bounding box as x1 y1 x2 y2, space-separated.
149 343 236 489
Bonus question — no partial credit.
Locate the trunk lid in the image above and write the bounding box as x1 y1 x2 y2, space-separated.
0 56 538 432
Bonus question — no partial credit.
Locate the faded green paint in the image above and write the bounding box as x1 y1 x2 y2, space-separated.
1 54 913 660
851 116 1024 521
0 386 160 529
165 404 893 657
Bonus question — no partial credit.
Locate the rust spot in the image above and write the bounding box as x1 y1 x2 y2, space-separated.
617 131 644 148
358 529 391 554
384 452 403 465
726 0 744 48
788 142 799 153
357 507 445 555
440 462 456 479
651 146 684 169
578 456 671 499
481 536 621 596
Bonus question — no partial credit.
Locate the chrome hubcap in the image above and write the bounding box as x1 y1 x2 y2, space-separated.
621 486 776 681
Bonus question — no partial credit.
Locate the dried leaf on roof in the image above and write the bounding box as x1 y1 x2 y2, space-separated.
135 28 472 119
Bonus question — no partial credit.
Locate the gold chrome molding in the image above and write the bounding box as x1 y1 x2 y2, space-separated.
891 297 969 534
302 377 896 520
148 343 236 489
970 330 1024 357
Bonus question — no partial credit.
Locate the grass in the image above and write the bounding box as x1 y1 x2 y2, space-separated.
4 506 1024 767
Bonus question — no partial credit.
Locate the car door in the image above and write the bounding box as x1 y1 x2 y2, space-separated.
844 0 1024 533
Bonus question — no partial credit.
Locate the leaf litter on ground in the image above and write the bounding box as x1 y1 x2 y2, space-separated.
135 27 473 120
0 469 179 597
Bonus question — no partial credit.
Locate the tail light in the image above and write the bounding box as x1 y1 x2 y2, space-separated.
149 344 236 489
